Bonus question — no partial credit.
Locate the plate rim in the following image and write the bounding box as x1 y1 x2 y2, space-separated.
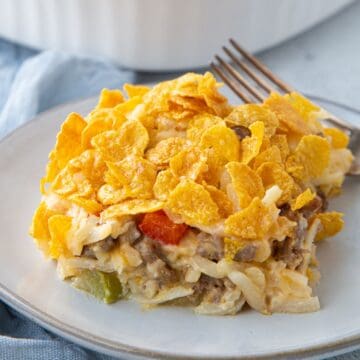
1 97 360 360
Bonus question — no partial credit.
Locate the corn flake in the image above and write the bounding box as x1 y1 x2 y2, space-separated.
264 92 311 135
200 152 223 187
256 162 299 205
153 169 179 201
97 184 127 205
324 128 349 149
113 96 143 116
169 146 208 180
96 88 124 109
241 121 265 164
105 155 157 199
284 92 320 122
291 189 316 211
51 150 106 202
69 195 103 214
82 108 126 148
146 137 190 166
315 212 344 241
45 113 87 183
203 182 234 218
224 162 264 209
91 120 149 162
48 214 72 259
225 197 274 239
286 135 330 181
124 84 151 98
200 124 240 163
29 202 57 253
102 199 164 220
166 180 220 226
226 104 279 136
187 114 225 143
270 134 289 161
253 145 282 170
174 72 231 117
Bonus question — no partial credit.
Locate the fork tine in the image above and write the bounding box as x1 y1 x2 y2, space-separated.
215 55 264 102
210 62 252 103
229 38 294 93
222 46 275 95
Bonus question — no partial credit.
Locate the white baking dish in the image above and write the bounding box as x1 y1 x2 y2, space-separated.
0 0 353 71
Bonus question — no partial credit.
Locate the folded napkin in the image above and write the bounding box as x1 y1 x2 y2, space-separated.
0 37 134 360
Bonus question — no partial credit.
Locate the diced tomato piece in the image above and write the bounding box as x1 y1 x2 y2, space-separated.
139 210 188 245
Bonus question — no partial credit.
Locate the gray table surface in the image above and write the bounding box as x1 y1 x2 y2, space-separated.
138 2 360 359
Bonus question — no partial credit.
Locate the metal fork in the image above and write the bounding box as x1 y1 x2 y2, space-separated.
211 38 360 176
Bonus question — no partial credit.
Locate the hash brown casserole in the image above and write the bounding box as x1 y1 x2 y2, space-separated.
30 73 354 315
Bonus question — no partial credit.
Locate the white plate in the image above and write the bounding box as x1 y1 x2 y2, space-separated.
0 90 360 360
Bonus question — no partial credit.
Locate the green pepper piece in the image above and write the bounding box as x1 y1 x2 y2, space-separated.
72 270 122 304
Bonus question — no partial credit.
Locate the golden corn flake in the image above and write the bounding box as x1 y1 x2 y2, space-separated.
226 104 279 136
199 72 232 117
284 92 320 122
153 169 179 201
253 145 282 170
113 96 143 116
29 202 57 252
200 124 240 163
264 92 310 135
97 184 127 205
174 72 231 117
170 94 211 114
102 199 164 220
50 166 77 196
225 162 264 209
286 135 330 181
70 150 107 189
82 108 126 148
51 150 106 203
166 180 220 226
201 152 224 187
324 127 349 149
96 88 124 109
141 81 173 115
105 155 157 199
315 212 344 241
124 83 151 98
256 162 299 205
270 134 290 161
186 113 225 143
291 189 316 211
241 121 265 164
48 214 72 259
203 183 234 218
146 137 190 166
68 195 103 214
45 113 87 183
225 197 274 239
169 147 208 180
91 119 149 162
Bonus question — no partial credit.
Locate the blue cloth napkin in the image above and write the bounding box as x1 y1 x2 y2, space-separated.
0 37 135 359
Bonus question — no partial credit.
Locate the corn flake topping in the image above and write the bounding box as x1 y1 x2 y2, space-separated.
30 73 352 262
